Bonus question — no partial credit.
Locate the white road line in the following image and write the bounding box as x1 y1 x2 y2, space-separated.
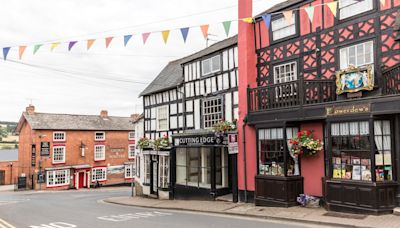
0 218 16 228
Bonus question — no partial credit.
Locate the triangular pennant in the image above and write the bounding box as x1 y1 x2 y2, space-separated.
380 0 386 6
180 27 189 43
124 35 132 46
19 46 26 60
200 24 209 40
105 37 113 48
87 39 95 50
304 6 315 22
33 44 43 55
142 32 150 45
3 47 10 61
282 10 293 24
161 30 170 44
68 41 78 51
222 21 232 37
261 14 272 29
327 1 338 17
50 42 60 51
242 17 253 23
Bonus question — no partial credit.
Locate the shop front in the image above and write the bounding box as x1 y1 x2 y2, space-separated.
171 132 237 200
141 149 170 199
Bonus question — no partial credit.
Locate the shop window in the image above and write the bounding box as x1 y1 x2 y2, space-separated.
52 146 66 164
202 55 220 76
215 148 229 188
340 41 373 69
203 97 223 129
144 155 151 184
92 167 107 182
156 106 169 131
46 169 69 187
53 132 66 141
339 0 373 20
258 127 299 176
128 144 135 159
331 121 372 181
374 120 392 181
94 145 105 161
271 14 296 41
95 132 105 141
158 156 170 189
176 147 211 188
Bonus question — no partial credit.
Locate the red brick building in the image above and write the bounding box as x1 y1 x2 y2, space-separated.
16 105 137 190
0 150 18 186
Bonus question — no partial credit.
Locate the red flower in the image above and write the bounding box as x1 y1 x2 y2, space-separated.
292 140 298 145
289 139 293 144
306 131 311 136
299 150 304 155
297 132 302 137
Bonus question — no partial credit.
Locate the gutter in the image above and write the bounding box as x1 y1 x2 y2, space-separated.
242 115 248 203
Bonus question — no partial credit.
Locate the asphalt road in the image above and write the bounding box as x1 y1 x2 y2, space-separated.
0 187 318 228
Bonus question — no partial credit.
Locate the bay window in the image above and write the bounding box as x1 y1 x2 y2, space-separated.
92 167 107 182
46 169 69 187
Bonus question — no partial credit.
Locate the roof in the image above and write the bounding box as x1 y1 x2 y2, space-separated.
256 0 304 19
0 149 18 161
139 35 237 96
16 112 135 132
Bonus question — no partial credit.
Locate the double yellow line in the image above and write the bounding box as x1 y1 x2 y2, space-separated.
0 219 15 228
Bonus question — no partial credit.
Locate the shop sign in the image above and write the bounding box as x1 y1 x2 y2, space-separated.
107 165 124 174
174 135 224 146
335 64 374 95
37 172 45 183
228 133 238 154
326 104 370 116
110 148 125 153
40 141 50 156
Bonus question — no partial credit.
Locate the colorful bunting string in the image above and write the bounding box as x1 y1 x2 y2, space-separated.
33 44 42 55
142 32 150 45
50 42 60 51
242 17 253 23
68 41 78 51
19 46 26 60
124 35 132 46
222 21 232 37
180 27 189 43
105 37 113 48
327 2 338 17
3 47 10 61
87 39 95 50
380 0 386 6
200 24 209 40
282 10 293 24
261 14 271 29
161 30 170 44
304 6 315 22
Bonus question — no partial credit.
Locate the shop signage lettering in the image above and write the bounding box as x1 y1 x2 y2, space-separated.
326 104 370 116
40 142 50 156
175 135 222 146
110 148 125 153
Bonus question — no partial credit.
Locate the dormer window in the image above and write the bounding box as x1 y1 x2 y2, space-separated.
95 132 105 141
202 55 220 76
53 132 66 141
271 14 296 41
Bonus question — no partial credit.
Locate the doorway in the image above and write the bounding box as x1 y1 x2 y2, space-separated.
0 170 5 185
150 155 158 195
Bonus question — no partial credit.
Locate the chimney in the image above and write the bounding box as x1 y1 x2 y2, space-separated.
100 110 108 118
26 105 35 115
130 113 139 120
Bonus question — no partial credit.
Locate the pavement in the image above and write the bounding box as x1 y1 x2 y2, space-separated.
104 196 400 228
0 185 14 192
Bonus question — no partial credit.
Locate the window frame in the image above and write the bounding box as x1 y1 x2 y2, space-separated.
202 96 224 129
201 55 221 77
128 131 135 140
52 146 66 164
273 61 298 84
338 0 374 20
53 132 66 142
158 155 170 189
269 11 299 44
91 167 107 182
128 144 136 159
125 164 135 179
156 105 169 131
46 169 70 187
94 145 106 161
94 132 105 141
339 40 374 70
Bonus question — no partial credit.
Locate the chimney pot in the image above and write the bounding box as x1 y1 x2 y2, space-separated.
26 105 35 115
100 110 108 118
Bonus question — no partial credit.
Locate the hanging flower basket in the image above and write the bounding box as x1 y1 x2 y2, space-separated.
213 119 237 137
153 135 171 151
137 137 152 150
289 130 323 157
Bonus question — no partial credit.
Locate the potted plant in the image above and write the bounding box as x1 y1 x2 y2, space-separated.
212 119 237 137
137 137 152 150
289 130 323 157
153 135 171 151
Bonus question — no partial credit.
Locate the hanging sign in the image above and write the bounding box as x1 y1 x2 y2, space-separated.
40 142 50 156
336 65 374 95
228 133 238 154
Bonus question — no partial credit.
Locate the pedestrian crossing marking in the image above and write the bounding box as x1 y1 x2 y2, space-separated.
98 211 173 222
0 218 15 228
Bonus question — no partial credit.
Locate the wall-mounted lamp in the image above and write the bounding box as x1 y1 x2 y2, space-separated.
80 141 86 157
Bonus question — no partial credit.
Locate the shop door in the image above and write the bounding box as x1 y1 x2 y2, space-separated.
0 170 5 185
150 156 158 194
78 172 85 188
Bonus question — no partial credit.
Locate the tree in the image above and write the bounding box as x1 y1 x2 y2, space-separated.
0 126 8 141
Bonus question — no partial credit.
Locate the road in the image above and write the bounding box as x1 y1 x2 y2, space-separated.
0 187 321 228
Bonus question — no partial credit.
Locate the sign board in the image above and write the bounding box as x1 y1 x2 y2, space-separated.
107 165 124 174
31 144 36 167
40 142 50 156
336 64 374 95
37 172 45 183
228 133 238 154
326 104 370 116
174 135 224 146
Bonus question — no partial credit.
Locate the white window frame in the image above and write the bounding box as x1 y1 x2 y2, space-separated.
53 132 66 141
202 97 223 129
52 146 66 164
95 132 105 141
92 167 107 182
156 105 169 131
94 145 106 161
125 164 135 179
46 169 70 187
201 55 221 76
158 155 170 189
128 144 135 159
340 40 374 69
339 0 373 20
271 14 296 41
273 61 298 84
128 131 135 140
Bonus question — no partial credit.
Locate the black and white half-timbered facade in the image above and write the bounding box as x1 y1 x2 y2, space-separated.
139 36 239 200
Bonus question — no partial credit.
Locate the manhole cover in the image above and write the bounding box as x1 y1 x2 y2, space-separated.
323 212 367 220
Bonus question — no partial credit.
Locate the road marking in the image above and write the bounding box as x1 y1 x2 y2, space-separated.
0 199 30 206
0 218 16 228
29 222 77 228
97 211 172 222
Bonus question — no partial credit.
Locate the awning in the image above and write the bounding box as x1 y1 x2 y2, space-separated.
72 164 91 169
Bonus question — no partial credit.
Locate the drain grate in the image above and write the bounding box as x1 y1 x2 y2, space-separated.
323 212 367 220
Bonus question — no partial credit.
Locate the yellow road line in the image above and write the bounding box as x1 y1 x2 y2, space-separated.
0 219 15 228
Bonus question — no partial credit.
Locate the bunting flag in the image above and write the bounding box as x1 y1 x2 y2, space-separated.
180 27 189 43
242 17 253 23
68 41 78 51
3 47 10 60
222 21 232 37
327 1 338 17
282 10 293 24
105 37 113 48
304 6 315 22
33 44 42 55
50 42 60 51
161 30 170 44
200 24 209 40
87 39 95 50
262 14 271 29
19 46 26 59
380 0 386 6
124 35 132 46
142 32 150 45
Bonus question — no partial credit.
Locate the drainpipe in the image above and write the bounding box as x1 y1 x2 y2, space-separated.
242 115 248 203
